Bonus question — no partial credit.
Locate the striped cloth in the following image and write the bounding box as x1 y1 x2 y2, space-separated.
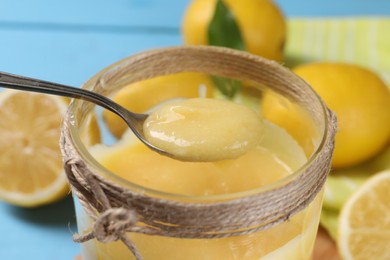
286 17 390 85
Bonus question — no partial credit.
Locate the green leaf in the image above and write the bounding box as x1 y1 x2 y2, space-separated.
207 0 245 50
207 0 245 98
212 76 241 98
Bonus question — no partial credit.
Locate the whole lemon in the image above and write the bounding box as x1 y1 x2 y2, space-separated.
293 63 390 169
182 0 287 61
261 90 321 157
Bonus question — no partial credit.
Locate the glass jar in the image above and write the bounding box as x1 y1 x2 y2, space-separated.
61 46 336 260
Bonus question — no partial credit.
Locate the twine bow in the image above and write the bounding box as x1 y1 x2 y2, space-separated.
73 207 138 244
93 208 138 243
64 158 144 260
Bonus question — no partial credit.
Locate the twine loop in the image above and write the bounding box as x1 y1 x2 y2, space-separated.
93 208 138 243
60 46 337 260
65 156 144 259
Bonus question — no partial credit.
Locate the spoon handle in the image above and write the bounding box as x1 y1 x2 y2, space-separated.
0 71 168 157
0 71 120 113
0 71 151 145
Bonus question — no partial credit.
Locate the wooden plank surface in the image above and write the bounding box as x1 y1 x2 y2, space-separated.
0 30 180 86
313 227 340 260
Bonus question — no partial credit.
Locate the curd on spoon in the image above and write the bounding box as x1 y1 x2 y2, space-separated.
143 98 264 161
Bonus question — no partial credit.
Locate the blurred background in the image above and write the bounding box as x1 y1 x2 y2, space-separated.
0 0 389 259
1 0 390 86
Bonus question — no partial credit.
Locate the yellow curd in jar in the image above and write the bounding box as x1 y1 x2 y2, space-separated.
79 103 322 260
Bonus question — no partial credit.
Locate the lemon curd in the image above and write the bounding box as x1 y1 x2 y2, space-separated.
143 98 264 162
77 114 323 259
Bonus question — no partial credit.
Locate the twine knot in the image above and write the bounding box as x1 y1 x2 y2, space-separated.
93 208 138 243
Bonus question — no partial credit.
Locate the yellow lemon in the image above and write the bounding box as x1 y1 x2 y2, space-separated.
261 90 321 156
338 170 390 259
293 63 390 169
0 90 66 207
182 0 287 61
103 72 214 138
0 90 100 207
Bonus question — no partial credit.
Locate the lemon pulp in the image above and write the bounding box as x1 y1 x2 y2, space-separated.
0 90 69 207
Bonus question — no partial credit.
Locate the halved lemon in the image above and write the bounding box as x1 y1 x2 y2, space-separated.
0 90 73 207
338 170 390 259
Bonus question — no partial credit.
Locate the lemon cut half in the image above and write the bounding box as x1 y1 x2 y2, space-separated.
0 90 70 207
338 170 390 259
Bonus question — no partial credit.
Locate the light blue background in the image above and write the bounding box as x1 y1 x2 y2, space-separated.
0 1 389 259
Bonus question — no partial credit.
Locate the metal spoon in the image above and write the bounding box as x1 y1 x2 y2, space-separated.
0 71 170 157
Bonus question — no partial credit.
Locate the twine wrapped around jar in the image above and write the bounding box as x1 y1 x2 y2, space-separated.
60 46 337 260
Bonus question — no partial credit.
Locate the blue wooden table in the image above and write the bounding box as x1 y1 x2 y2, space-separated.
0 1 389 259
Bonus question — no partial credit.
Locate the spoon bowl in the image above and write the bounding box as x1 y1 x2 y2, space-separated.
0 71 171 158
